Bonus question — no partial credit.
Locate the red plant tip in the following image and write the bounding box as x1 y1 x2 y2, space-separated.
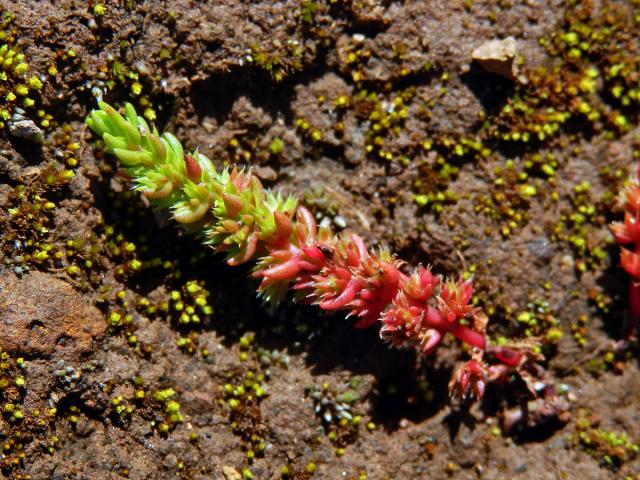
437 277 476 323
611 213 640 245
449 360 487 400
620 248 640 280
419 328 443 355
318 276 363 310
255 254 301 281
380 294 421 336
611 221 631 244
351 234 368 262
621 181 640 215
227 232 258 266
273 211 294 244
301 245 326 262
296 206 317 244
229 168 254 191
184 154 202 182
351 253 402 328
402 265 439 302
343 234 367 267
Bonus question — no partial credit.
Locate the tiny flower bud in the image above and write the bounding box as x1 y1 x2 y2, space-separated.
222 192 243 218
621 248 640 280
184 153 202 182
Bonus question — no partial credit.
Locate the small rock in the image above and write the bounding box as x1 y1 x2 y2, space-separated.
8 119 44 143
527 236 553 260
222 466 242 480
163 454 178 469
472 37 518 80
559 254 575 270
254 165 278 182
73 416 97 437
334 215 347 229
0 271 106 359
180 390 217 412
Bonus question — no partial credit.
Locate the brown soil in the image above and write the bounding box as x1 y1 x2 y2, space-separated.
1 1 639 479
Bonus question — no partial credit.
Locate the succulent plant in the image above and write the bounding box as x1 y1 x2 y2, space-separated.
87 101 555 401
611 164 640 340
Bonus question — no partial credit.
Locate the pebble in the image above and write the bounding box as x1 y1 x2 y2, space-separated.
254 165 278 181
472 37 518 80
222 466 242 480
8 119 44 143
527 236 553 260
334 215 347 229
559 254 575 270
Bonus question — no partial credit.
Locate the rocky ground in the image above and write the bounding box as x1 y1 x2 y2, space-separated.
1 1 640 479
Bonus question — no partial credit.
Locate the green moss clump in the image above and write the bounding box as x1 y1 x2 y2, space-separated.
0 11 53 131
575 408 640 470
490 1 640 143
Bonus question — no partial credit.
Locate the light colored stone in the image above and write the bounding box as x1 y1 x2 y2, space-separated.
8 119 44 143
472 37 518 80
222 466 242 480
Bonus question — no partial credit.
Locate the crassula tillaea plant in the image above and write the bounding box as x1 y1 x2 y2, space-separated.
86 101 555 401
611 163 640 340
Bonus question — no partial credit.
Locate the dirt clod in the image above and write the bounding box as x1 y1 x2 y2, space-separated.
0 270 106 359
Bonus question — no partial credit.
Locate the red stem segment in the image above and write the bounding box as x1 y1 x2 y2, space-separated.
424 307 486 350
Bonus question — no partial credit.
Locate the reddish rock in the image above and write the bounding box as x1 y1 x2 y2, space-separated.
0 270 106 359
